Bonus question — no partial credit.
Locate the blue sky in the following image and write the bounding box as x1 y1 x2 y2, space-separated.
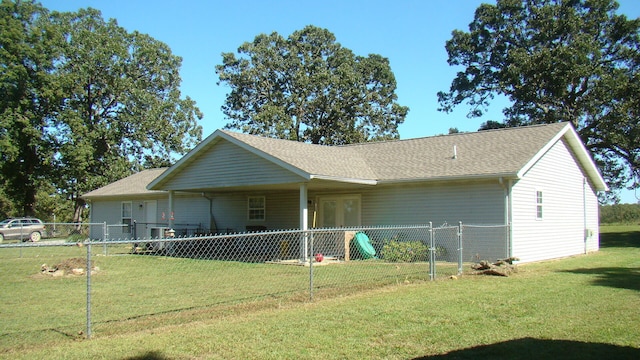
39 0 640 203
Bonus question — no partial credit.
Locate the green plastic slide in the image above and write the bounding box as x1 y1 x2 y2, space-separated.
354 232 377 259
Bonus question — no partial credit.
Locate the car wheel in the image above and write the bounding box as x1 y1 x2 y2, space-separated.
0 233 4 243
29 231 41 242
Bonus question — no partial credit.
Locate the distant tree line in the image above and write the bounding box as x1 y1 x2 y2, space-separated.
599 203 640 224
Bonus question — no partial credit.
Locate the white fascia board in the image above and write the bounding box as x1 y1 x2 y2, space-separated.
516 123 608 191
562 127 609 191
517 123 570 180
217 132 313 180
148 130 225 190
149 130 315 190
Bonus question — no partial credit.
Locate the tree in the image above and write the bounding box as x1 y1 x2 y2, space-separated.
0 0 61 216
0 2 203 221
216 25 408 145
51 8 203 222
478 120 506 131
599 203 640 223
437 0 640 200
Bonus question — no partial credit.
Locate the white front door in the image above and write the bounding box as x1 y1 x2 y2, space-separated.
144 200 157 238
318 195 361 228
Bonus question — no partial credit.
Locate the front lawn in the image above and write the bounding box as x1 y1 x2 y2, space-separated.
0 226 638 359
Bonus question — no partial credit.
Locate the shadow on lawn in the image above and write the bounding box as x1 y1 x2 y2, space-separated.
561 266 640 292
124 351 170 360
413 337 640 360
599 229 640 248
557 229 640 292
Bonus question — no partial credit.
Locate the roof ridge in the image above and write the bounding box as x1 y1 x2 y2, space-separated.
221 122 568 147
340 122 570 147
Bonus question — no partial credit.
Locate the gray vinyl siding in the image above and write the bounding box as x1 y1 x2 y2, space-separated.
89 200 122 239
162 140 305 190
205 192 300 233
511 138 596 263
360 181 506 226
157 196 210 231
89 198 155 239
88 195 210 239
201 182 508 233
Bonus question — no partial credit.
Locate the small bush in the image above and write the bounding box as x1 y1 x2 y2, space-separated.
66 233 88 243
434 245 448 260
381 241 428 262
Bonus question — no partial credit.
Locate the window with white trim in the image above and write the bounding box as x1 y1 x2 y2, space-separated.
536 191 543 220
122 201 132 233
248 196 265 221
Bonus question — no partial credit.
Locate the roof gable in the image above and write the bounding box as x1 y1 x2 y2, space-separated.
158 138 306 190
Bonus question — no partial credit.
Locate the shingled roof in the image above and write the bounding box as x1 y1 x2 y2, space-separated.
83 168 168 199
220 122 570 182
91 123 606 195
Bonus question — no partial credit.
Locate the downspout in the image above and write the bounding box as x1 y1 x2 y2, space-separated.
499 177 513 258
583 177 588 254
202 192 218 234
508 179 514 258
300 183 309 262
300 183 308 231
168 190 174 231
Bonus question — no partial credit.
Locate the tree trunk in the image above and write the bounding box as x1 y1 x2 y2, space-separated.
73 197 86 230
22 185 37 217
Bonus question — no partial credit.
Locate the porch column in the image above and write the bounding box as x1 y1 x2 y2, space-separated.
299 183 308 231
168 190 175 230
300 183 309 262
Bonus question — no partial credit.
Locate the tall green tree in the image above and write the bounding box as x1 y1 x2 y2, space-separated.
216 25 408 145
0 2 203 221
0 0 61 216
51 8 202 221
437 0 640 200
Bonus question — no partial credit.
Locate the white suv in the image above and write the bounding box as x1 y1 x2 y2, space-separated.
0 218 45 242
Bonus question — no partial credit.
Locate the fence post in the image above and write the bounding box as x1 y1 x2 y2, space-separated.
458 221 463 275
86 240 92 339
309 231 314 301
103 221 108 256
429 222 435 281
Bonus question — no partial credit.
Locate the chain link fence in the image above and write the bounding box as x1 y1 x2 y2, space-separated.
0 222 508 345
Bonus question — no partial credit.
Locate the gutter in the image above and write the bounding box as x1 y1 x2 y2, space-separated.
376 172 519 185
498 177 514 258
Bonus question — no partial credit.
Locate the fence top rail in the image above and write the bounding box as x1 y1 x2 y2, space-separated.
40 222 105 226
0 241 81 249
462 224 509 228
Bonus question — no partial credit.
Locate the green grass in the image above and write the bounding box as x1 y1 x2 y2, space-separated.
1 226 639 359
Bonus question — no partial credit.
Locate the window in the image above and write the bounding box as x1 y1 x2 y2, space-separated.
536 191 543 220
248 196 266 221
122 201 132 233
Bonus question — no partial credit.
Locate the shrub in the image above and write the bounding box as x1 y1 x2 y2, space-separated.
67 233 88 243
434 245 448 260
381 241 429 262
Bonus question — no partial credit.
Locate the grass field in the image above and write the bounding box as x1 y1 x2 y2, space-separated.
0 225 638 359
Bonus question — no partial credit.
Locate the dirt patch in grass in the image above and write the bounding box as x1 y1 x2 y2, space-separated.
38 257 97 277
